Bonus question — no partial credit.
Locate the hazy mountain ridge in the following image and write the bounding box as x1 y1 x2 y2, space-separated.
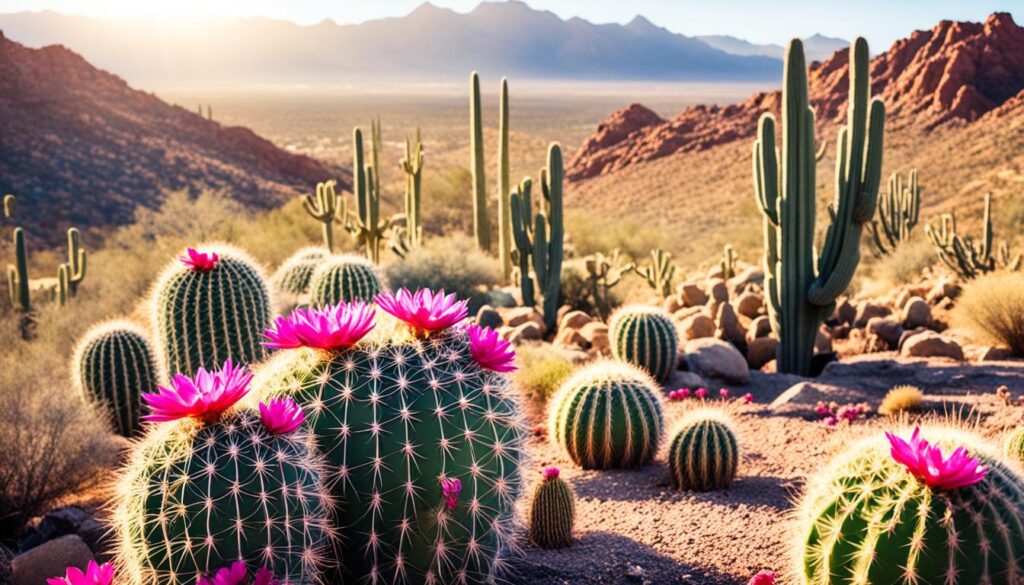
697 33 847 62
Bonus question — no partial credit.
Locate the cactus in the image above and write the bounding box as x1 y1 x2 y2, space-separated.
583 249 633 321
307 254 385 307
272 246 330 299
798 425 1024 585
257 312 525 584
470 71 491 252
304 180 341 252
346 127 391 263
721 244 738 279
870 170 921 256
497 77 512 282
925 193 1020 279
3 194 13 218
609 305 678 382
548 360 664 469
71 320 159 437
667 412 739 491
753 38 884 376
1006 426 1024 464
394 128 425 257
151 244 271 377
7 227 30 312
529 468 574 549
510 144 565 332
878 384 924 416
113 409 331 585
57 227 87 304
634 248 676 298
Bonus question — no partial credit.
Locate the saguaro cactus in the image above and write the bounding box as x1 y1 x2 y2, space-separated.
2 194 13 218
870 170 920 256
634 248 676 298
398 128 424 250
347 127 390 263
57 227 87 305
304 180 341 252
924 192 1020 279
7 227 29 312
470 71 491 251
753 37 884 376
721 244 738 279
498 77 512 281
583 249 633 321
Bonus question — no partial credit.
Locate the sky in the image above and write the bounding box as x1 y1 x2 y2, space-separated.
0 0 1018 48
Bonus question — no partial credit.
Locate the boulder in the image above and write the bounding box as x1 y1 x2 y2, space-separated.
746 337 779 370
927 278 961 304
475 305 503 329
978 346 1014 362
554 326 589 349
662 295 683 314
678 283 708 307
715 302 745 346
866 317 904 350
814 325 833 353
18 506 106 557
12 535 94 585
579 322 610 354
670 371 708 390
706 279 729 304
746 316 772 342
559 310 592 331
901 297 931 329
507 322 543 344
833 298 857 325
735 293 762 319
680 314 715 340
504 307 546 335
853 302 891 328
728 266 764 294
901 331 964 361
684 338 750 384
673 306 703 322
894 288 912 310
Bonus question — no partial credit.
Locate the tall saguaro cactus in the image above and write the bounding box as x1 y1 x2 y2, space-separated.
753 37 885 376
57 227 87 306
634 248 676 298
497 77 512 281
396 128 424 253
7 227 30 312
470 71 491 252
348 127 389 263
924 193 1020 278
304 180 340 252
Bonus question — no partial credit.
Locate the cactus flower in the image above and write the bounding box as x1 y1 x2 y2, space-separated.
466 324 516 372
719 388 730 399
253 567 280 585
886 427 987 490
179 248 219 272
440 476 462 511
747 570 777 585
259 397 305 435
695 388 708 399
196 561 248 585
376 288 468 335
47 561 115 585
742 393 754 404
543 466 560 481
142 360 251 424
263 302 375 351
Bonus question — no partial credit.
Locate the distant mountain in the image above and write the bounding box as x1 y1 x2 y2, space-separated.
0 32 342 245
697 33 847 62
0 1 781 86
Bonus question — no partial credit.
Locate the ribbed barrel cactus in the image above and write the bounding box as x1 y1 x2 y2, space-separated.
667 411 739 491
1006 426 1024 464
548 360 664 470
798 425 1024 585
71 320 159 437
151 245 272 377
609 305 678 382
529 467 574 549
256 290 525 584
113 361 330 585
272 246 330 299
308 254 384 307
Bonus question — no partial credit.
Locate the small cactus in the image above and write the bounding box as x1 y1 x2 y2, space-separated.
609 305 678 382
870 170 921 256
582 250 633 322
7 227 30 312
633 248 676 298
57 227 87 306
271 246 330 299
878 384 924 416
529 467 574 549
2 194 13 218
721 245 738 279
307 254 385 307
1005 426 1024 464
667 411 739 491
925 192 1020 279
304 180 342 252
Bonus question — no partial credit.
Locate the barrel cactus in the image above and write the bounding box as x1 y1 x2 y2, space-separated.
797 424 1024 585
1006 426 1024 464
667 411 739 491
113 361 331 585
272 246 330 299
256 289 525 584
548 360 664 470
308 254 384 308
151 245 272 377
609 305 678 382
529 467 574 549
71 320 159 437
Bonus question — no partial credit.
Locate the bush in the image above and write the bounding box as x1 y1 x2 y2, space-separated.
384 234 501 314
512 344 577 405
954 272 1024 355
559 259 622 320
863 237 936 291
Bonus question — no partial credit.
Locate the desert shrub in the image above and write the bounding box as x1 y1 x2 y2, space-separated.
420 167 488 238
512 344 577 405
859 237 935 295
384 233 500 313
954 272 1024 355
565 210 672 260
878 385 925 416
559 259 622 320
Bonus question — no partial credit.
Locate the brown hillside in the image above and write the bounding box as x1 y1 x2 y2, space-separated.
0 31 346 245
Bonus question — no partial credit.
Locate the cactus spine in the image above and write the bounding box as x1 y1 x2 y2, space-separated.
798 426 1024 585
721 244 738 279
304 180 341 252
394 127 424 256
3 194 13 218
609 305 678 382
72 320 158 437
634 248 676 298
583 250 633 321
667 413 739 491
753 37 884 376
925 192 1020 279
529 470 575 549
548 360 664 470
498 78 512 282
7 227 30 312
307 254 385 307
870 170 920 256
470 71 491 252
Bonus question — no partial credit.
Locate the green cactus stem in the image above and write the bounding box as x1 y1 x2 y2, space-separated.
304 180 341 252
346 127 391 264
583 249 633 321
634 248 676 298
498 77 512 282
62 227 87 299
529 468 575 549
510 177 536 307
609 305 678 382
470 71 491 252
667 412 739 491
870 170 920 257
308 254 385 307
7 227 30 312
753 37 884 376
925 192 1019 279
721 244 738 279
398 128 424 251
2 194 13 218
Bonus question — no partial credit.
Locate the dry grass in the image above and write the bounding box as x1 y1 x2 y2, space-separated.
512 344 577 406
954 272 1024 355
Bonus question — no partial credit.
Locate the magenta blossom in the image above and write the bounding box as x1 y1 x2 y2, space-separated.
886 427 987 490
695 388 708 399
667 388 690 401
719 388 730 399
742 393 754 404
440 476 462 511
376 288 469 335
196 562 279 585
466 324 516 372
543 466 560 481
747 570 777 585
47 561 115 585
142 360 251 424
252 568 280 585
260 397 305 435
180 248 219 272
264 301 375 351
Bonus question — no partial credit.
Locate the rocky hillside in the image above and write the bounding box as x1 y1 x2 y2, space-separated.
568 13 1024 180
0 32 343 244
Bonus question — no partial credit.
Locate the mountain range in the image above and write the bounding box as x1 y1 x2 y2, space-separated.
697 33 847 62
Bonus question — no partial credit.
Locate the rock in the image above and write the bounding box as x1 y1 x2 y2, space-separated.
854 302 891 328
746 337 779 370
673 306 703 322
706 279 729 304
475 305 503 329
814 325 833 353
901 331 964 361
554 326 589 349
1 545 13 585
866 317 904 350
684 338 750 384
769 381 866 411
507 322 543 344
19 506 107 557
556 304 573 325
978 346 1015 361
504 307 546 335
559 310 592 331
715 302 745 347
895 288 912 309
680 314 715 340
897 327 928 351
484 289 517 308
927 278 961 304
833 298 857 325
662 295 683 314
746 316 772 342
901 297 931 329
678 283 708 307
735 293 762 319
728 266 763 294
579 322 610 354
12 535 94 585
669 371 707 390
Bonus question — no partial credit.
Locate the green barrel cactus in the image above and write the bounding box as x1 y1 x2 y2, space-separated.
798 425 1024 585
667 412 739 491
548 360 664 470
307 254 384 307
529 467 574 549
272 246 330 300
151 245 272 377
71 320 159 437
609 305 678 382
1006 426 1024 464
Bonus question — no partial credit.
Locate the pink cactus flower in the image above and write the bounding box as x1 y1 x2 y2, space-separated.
679 388 691 398
747 570 777 585
47 561 115 585
742 393 754 404
376 288 469 336
253 567 280 585
180 248 219 272
466 324 517 372
543 466 560 481
695 388 708 399
824 416 838 427
196 561 248 585
814 401 833 417
263 302 375 351
142 360 251 424
886 427 987 490
259 397 305 435
719 388 730 399
440 476 462 511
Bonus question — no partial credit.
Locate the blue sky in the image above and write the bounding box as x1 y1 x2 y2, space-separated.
0 0 1018 48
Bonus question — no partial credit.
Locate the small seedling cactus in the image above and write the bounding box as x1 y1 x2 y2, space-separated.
529 467 575 549
609 305 679 382
667 411 739 491
548 360 664 469
307 253 385 307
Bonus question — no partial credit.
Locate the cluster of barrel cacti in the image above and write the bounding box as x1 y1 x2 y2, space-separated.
870 169 921 256
924 192 1021 279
